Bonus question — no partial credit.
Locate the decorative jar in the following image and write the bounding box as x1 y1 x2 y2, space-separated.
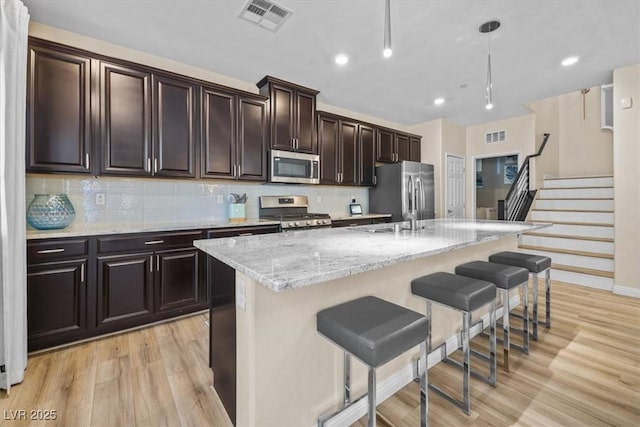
26 194 76 230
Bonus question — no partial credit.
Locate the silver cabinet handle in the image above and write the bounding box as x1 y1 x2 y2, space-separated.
85 153 90 169
144 240 164 245
237 164 241 176
81 263 85 283
147 158 151 172
36 248 65 254
373 175 377 185
156 254 160 271
154 158 158 173
232 164 236 177
238 232 254 236
149 256 153 272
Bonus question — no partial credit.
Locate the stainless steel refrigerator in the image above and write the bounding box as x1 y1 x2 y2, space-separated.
369 161 435 222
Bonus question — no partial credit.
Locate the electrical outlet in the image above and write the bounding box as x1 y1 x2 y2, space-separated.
316 195 322 204
217 195 224 204
95 193 106 205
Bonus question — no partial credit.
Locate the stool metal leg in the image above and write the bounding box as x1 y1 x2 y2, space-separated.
532 272 539 340
343 352 351 405
522 281 529 355
420 341 428 427
545 268 551 329
502 289 510 372
426 301 432 352
489 301 497 386
462 311 470 415
368 367 376 427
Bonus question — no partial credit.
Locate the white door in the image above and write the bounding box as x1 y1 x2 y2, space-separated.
446 155 465 218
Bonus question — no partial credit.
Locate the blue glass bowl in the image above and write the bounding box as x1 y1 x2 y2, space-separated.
27 194 76 230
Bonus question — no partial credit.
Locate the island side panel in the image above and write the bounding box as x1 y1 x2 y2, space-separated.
236 237 518 426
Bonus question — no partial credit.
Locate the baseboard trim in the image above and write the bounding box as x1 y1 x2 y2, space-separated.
322 295 520 427
613 285 640 298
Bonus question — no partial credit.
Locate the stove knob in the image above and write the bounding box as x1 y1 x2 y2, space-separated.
288 222 296 227
295 221 303 227
306 221 312 225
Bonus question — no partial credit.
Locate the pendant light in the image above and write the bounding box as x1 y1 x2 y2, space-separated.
383 0 392 58
479 20 500 110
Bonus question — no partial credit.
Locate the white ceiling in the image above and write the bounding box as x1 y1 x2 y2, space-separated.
22 0 640 126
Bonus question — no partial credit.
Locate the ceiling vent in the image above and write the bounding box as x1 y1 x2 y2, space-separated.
239 0 293 32
485 130 506 144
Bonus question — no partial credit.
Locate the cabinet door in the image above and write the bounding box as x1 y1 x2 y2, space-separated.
318 115 339 185
270 84 295 150
155 248 200 313
27 259 87 350
396 133 411 162
359 125 376 186
340 120 359 186
377 129 395 163
97 252 154 329
201 89 236 179
295 91 317 154
410 136 422 162
153 75 197 178
26 45 91 173
237 97 267 181
100 61 152 175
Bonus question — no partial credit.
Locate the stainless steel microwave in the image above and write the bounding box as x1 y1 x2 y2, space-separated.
270 150 320 184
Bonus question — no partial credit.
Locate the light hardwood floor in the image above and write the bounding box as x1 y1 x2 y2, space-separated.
1 281 639 426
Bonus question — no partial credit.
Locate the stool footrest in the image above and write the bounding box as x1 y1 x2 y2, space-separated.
443 356 496 387
428 383 470 416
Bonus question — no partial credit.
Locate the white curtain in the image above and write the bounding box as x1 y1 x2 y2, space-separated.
0 0 29 392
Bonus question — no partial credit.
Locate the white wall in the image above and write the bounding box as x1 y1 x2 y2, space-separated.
613 64 640 292
465 114 536 218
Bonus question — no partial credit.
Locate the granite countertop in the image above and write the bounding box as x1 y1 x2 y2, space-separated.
194 218 549 292
26 218 281 239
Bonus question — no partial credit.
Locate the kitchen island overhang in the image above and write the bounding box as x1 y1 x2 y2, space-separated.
194 219 548 426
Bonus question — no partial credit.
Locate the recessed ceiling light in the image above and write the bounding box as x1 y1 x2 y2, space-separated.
485 103 494 110
434 97 445 105
383 48 393 58
334 54 349 66
561 56 579 66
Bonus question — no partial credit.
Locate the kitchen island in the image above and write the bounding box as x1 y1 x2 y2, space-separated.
194 219 546 426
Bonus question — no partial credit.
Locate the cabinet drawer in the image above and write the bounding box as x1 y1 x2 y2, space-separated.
27 238 89 263
206 225 280 239
98 231 203 254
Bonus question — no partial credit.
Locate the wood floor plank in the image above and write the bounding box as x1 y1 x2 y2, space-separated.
1 282 638 426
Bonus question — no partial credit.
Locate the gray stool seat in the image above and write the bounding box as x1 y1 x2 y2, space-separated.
317 296 429 427
489 251 551 273
317 296 428 367
411 272 496 312
456 261 529 289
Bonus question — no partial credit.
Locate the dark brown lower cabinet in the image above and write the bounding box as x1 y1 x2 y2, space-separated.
96 252 155 331
331 216 392 227
27 258 87 350
155 247 200 313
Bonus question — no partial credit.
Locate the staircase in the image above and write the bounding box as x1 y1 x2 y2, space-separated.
519 175 614 290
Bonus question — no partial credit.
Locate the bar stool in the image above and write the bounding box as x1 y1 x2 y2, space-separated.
455 261 530 372
411 272 497 415
489 251 552 340
317 296 429 427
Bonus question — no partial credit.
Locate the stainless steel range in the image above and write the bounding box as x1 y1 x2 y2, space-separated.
259 196 332 230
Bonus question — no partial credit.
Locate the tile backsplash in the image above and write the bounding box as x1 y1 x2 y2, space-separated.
26 174 370 225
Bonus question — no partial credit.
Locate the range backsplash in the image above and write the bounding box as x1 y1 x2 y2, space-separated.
26 174 369 226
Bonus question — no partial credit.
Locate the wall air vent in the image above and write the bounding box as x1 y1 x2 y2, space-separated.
239 0 293 32
485 130 506 144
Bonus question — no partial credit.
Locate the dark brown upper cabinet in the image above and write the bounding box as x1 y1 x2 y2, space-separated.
396 133 411 162
317 112 362 186
153 74 198 178
377 128 395 163
359 124 376 186
201 86 267 181
257 76 319 154
26 42 92 174
410 136 422 162
99 60 152 176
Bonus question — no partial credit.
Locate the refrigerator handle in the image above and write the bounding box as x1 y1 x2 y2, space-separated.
407 175 413 213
